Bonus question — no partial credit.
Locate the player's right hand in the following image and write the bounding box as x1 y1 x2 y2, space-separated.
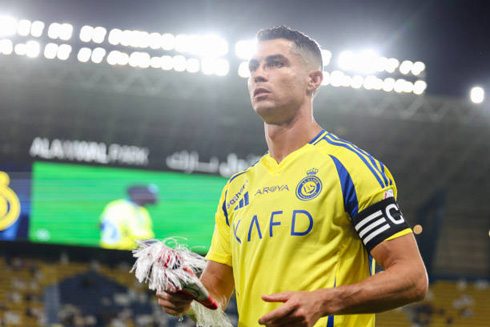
156 290 194 316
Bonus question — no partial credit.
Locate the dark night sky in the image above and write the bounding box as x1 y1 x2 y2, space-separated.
1 0 489 98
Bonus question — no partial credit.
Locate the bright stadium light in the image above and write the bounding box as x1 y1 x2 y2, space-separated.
394 79 408 93
186 58 200 73
91 47 106 63
92 26 107 44
338 49 383 74
80 25 94 42
161 33 175 51
149 32 162 49
330 70 345 87
108 28 123 45
399 60 413 75
351 75 364 89
235 39 257 60
321 49 332 67
129 51 150 68
413 80 427 95
383 78 395 92
160 55 173 70
44 43 58 59
17 19 31 36
77 47 92 62
172 55 187 72
30 21 45 37
385 58 399 73
149 56 162 68
470 86 485 104
0 39 13 55
0 16 17 36
321 71 330 86
25 40 40 58
57 44 71 60
238 61 250 78
48 22 72 40
214 58 229 76
411 61 426 76
201 58 229 75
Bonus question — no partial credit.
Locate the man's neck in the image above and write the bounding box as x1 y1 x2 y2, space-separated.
265 117 322 164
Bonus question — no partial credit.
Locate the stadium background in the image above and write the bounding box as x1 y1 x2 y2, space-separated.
1 0 489 326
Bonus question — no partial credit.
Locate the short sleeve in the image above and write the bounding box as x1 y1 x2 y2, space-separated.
205 183 233 266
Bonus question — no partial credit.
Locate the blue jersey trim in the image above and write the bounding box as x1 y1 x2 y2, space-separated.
229 171 247 183
322 134 385 188
309 130 328 145
222 190 229 226
327 133 391 187
369 254 374 276
327 315 335 327
330 155 359 218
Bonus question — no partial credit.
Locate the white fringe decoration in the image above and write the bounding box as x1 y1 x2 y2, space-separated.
131 238 233 327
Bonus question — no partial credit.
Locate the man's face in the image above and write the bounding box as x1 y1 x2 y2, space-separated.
247 39 312 125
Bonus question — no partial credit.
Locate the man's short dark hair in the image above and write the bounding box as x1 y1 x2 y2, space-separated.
256 26 323 70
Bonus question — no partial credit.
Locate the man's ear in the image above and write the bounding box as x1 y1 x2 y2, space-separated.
307 70 323 94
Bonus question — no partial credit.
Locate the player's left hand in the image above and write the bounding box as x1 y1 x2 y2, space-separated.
258 290 326 327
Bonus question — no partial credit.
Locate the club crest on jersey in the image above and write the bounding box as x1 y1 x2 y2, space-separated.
295 168 322 201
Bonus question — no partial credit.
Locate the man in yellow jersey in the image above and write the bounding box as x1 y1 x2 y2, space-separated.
157 26 428 327
100 184 157 250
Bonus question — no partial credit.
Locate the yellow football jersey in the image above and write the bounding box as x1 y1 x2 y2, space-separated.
206 130 411 327
100 199 155 250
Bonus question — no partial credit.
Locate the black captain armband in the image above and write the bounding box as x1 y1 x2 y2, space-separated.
351 197 411 252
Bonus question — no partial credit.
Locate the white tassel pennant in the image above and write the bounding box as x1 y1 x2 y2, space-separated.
130 238 233 327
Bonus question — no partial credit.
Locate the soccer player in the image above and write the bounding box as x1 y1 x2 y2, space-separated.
100 184 158 250
157 26 428 327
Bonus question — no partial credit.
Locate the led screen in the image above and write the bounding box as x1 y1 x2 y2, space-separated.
28 162 226 253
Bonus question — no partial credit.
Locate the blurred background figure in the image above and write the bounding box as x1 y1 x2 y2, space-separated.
100 184 158 250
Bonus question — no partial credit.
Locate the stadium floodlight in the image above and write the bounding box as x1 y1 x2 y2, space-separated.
48 22 73 40
394 79 408 93
149 32 162 50
321 71 330 86
149 56 162 69
160 55 173 70
330 70 345 87
92 26 107 44
161 33 175 51
80 25 94 42
399 60 413 75
17 19 31 36
172 55 187 72
25 40 40 58
186 58 200 73
351 75 364 89
44 43 58 59
321 49 332 67
57 44 71 60
0 16 17 37
383 78 395 92
411 61 426 76
385 58 399 73
128 51 150 68
413 80 427 95
214 58 229 76
235 39 257 60
91 47 106 63
0 39 13 55
201 57 230 76
338 49 383 75
238 61 250 78
31 21 45 37
108 28 123 45
77 47 92 62
470 86 485 104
